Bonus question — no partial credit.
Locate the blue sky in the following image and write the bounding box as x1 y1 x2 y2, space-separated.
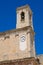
0 0 43 55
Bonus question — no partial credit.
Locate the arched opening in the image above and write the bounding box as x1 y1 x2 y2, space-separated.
21 12 25 21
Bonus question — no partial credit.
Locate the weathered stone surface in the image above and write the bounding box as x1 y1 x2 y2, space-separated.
0 58 39 65
0 5 35 61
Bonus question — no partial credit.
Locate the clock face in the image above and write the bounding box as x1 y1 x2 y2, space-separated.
19 35 27 51
21 35 26 42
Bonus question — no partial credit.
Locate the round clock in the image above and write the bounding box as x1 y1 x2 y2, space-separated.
21 35 26 42
19 34 27 51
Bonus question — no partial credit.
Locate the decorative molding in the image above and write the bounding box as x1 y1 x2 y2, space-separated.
15 33 19 37
27 31 30 34
4 35 10 40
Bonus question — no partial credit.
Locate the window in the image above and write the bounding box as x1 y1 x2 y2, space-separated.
21 12 25 21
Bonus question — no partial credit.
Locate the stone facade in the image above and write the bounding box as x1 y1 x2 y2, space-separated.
0 26 34 61
0 5 36 61
0 5 40 65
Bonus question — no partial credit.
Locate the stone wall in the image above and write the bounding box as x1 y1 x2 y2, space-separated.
0 58 39 65
0 27 34 61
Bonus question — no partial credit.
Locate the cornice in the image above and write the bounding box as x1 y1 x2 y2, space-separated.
0 26 34 36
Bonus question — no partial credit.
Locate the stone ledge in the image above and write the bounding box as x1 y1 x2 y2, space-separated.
0 57 39 65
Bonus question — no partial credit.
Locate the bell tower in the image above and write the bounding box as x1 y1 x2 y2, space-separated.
16 5 36 58
16 5 33 29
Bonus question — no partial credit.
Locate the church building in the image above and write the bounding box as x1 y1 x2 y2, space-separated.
0 5 40 65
